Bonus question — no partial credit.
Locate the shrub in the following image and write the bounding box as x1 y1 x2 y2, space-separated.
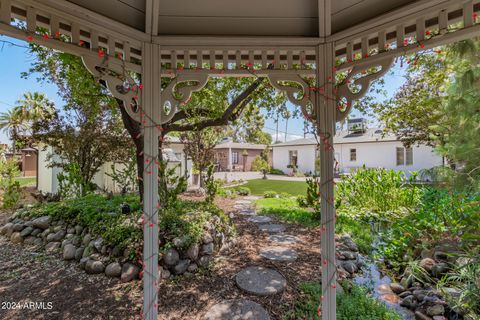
296 195 308 207
251 155 269 172
279 192 291 198
306 178 320 209
269 168 284 175
158 160 187 209
57 162 95 199
283 282 402 320
236 187 251 196
204 164 219 204
263 190 278 198
0 159 21 208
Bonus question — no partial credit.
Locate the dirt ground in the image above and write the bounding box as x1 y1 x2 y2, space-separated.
0 196 321 320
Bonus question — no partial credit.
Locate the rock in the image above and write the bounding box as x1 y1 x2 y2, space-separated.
46 230 66 243
201 243 214 255
202 232 213 244
432 316 447 320
67 227 76 234
33 238 43 246
71 236 81 247
413 289 427 302
105 262 122 277
85 260 105 274
341 236 359 252
82 234 92 247
19 226 33 237
1 222 13 236
61 239 72 249
45 241 61 253
12 223 24 232
400 295 417 309
82 246 93 258
160 267 170 279
31 228 42 237
187 263 198 272
24 236 36 245
53 225 64 232
75 247 85 261
41 229 50 238
10 232 23 244
342 261 358 274
186 244 199 261
173 259 190 275
79 257 89 270
111 246 122 257
400 275 413 289
434 251 448 262
163 248 180 266
414 311 432 320
121 263 140 282
101 245 107 255
75 225 83 235
399 291 412 298
258 224 286 234
390 283 406 294
426 304 445 316
419 258 436 272
93 238 103 252
63 244 77 260
340 251 357 260
260 247 298 262
198 256 211 268
172 236 188 248
431 263 449 278
421 249 434 259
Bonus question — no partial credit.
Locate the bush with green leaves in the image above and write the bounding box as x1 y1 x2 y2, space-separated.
105 153 137 194
57 162 96 199
0 159 21 208
158 160 187 209
263 190 278 198
235 187 251 196
269 168 284 175
283 282 401 320
204 164 219 204
296 195 308 207
378 188 480 268
336 166 420 222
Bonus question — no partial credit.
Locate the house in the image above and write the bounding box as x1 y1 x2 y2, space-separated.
4 147 38 177
271 122 443 177
37 137 192 194
213 141 269 172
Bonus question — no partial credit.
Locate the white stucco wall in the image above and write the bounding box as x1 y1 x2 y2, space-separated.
271 144 317 174
272 141 443 176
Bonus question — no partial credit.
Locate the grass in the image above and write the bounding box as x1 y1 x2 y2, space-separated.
255 197 374 253
283 282 402 320
240 179 307 196
14 177 36 187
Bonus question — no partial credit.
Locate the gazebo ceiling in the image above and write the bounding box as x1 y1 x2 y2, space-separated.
67 0 417 36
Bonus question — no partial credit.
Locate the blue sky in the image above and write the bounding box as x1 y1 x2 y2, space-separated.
0 35 406 144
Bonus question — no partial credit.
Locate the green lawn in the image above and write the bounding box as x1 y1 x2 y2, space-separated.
241 179 307 196
14 177 36 187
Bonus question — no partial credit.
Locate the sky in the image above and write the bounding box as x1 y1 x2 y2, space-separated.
0 35 407 145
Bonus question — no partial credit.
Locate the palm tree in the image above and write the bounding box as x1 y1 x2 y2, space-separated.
0 108 28 155
16 92 54 121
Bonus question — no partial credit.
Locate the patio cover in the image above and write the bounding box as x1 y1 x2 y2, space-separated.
1 0 479 319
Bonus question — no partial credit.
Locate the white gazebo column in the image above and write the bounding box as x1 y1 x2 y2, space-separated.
141 42 160 320
317 42 337 320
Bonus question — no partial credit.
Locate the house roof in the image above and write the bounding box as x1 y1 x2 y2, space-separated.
271 129 398 147
214 142 266 150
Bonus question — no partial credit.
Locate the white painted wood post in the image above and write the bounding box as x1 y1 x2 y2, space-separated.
142 42 160 320
317 42 337 320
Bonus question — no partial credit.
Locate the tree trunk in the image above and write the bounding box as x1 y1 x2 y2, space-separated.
116 99 144 200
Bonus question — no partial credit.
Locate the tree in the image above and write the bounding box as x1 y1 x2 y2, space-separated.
284 110 291 142
16 92 55 121
0 108 27 155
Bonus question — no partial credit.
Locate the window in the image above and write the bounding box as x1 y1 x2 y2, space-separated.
288 150 298 166
406 147 413 166
397 147 413 166
350 148 357 161
232 151 239 164
396 147 405 165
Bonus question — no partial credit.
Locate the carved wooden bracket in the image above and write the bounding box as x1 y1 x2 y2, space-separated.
267 73 317 122
82 56 142 123
336 56 394 122
160 73 209 124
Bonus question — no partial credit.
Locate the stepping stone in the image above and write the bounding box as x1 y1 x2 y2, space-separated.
234 205 251 210
204 299 270 320
260 247 298 262
238 210 256 216
268 234 298 245
235 200 252 205
236 266 286 296
247 216 272 223
258 224 286 234
243 196 261 201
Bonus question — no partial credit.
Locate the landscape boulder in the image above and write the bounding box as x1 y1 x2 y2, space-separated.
85 260 105 274
105 262 122 277
121 263 140 282
32 216 51 229
63 244 77 260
